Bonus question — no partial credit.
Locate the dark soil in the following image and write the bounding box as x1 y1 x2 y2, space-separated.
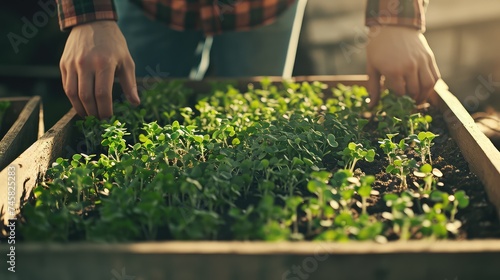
357 106 500 240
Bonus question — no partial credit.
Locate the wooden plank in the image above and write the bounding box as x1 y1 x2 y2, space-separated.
0 109 75 222
6 240 500 255
0 96 43 171
434 80 500 217
1 241 500 280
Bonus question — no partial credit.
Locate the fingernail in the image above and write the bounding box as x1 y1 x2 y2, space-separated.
134 88 141 105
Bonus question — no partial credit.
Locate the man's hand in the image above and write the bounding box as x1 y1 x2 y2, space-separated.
60 21 140 119
366 26 441 107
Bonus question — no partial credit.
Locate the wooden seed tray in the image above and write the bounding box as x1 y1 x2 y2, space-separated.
0 76 499 280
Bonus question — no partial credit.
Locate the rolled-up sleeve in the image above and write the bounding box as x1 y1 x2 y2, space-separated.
56 0 118 30
366 0 428 32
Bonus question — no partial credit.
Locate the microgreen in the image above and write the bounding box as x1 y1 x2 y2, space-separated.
386 155 417 189
15 80 470 243
340 142 376 172
409 131 438 164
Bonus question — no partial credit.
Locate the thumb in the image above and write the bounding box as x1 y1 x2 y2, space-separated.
117 59 140 106
367 64 381 109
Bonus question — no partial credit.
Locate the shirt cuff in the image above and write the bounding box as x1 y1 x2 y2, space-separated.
56 0 118 31
365 0 428 32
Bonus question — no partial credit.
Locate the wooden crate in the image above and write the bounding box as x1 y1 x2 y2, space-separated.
0 76 499 280
0 96 43 171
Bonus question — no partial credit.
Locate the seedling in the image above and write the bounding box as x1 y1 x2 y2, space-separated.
413 164 443 192
357 175 375 215
340 142 376 172
430 190 470 222
382 192 416 241
379 133 407 165
386 155 418 189
15 80 471 243
408 113 432 135
409 131 437 164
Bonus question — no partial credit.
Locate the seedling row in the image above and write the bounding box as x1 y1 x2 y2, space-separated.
12 80 495 242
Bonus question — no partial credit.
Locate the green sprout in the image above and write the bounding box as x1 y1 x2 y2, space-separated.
408 113 432 135
386 155 417 189
409 131 437 164
379 133 406 165
357 175 375 216
382 192 418 241
340 142 376 172
413 164 443 192
430 190 470 222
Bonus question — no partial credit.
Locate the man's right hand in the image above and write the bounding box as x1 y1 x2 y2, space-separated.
59 21 140 119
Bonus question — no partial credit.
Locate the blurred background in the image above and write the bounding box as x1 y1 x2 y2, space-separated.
1 0 500 128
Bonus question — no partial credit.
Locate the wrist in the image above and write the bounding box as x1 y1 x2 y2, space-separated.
369 25 421 35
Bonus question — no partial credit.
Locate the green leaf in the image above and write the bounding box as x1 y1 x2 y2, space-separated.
348 142 358 150
303 158 314 167
311 171 332 182
292 157 304 166
421 164 432 173
454 191 470 208
365 149 375 162
260 159 270 169
384 193 399 202
386 165 395 173
358 184 371 197
193 135 204 144
417 131 427 141
307 180 324 193
231 138 241 145
327 134 338 147
430 191 445 202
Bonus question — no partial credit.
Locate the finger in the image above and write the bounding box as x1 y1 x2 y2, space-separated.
417 63 437 104
405 71 420 102
60 63 67 90
367 64 381 109
385 75 406 97
65 71 87 117
117 58 140 106
428 55 441 81
95 67 114 119
78 71 99 117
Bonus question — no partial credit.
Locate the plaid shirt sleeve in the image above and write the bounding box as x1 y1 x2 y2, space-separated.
365 0 429 32
56 0 117 30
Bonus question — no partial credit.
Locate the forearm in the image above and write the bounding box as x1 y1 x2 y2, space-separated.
365 0 428 32
56 0 117 30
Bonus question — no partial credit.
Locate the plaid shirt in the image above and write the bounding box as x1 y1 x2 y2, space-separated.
57 0 428 35
366 0 429 32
